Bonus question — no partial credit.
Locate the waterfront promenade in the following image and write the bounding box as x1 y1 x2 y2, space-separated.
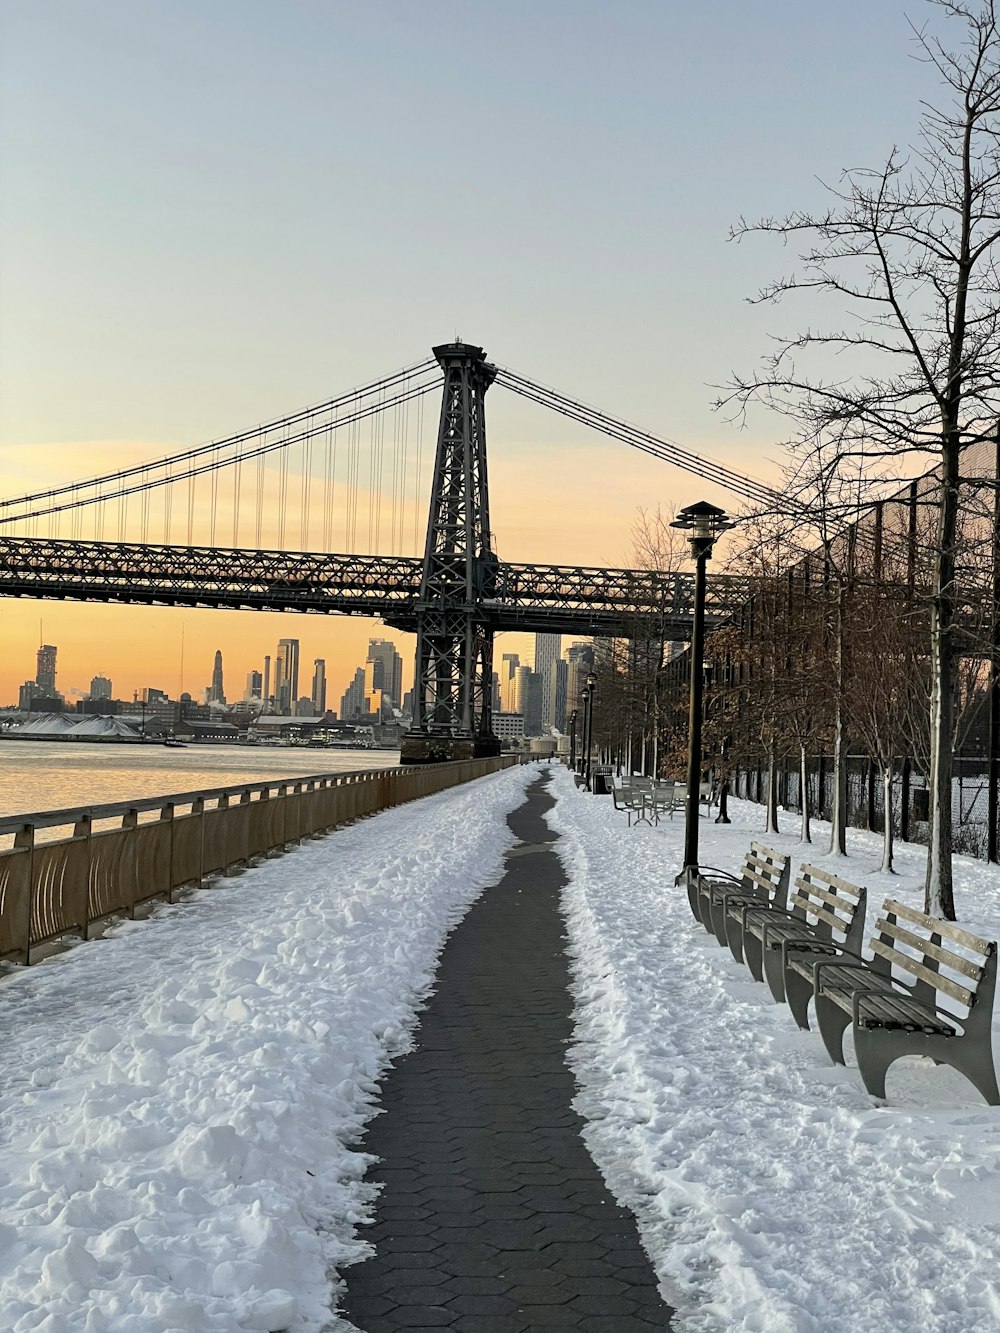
4 762 1000 1330
341 771 671 1331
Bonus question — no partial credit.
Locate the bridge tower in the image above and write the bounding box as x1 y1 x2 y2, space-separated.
400 343 501 764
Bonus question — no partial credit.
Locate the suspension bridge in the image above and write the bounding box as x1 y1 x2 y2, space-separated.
0 342 780 762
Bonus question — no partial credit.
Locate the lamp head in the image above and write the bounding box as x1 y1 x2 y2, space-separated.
670 500 731 558
586 671 597 690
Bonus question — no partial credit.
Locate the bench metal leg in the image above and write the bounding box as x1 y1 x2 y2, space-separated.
724 910 745 965
695 886 717 934
709 895 731 947
784 967 812 1031
853 1025 902 1101
953 1042 1000 1107
815 993 852 1065
854 1026 1000 1107
762 939 787 1004
743 929 765 983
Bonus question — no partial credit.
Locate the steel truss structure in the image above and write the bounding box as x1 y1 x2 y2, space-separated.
400 343 499 762
0 537 746 633
0 342 750 762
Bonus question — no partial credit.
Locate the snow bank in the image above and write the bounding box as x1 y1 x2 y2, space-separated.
548 766 1000 1333
0 762 534 1333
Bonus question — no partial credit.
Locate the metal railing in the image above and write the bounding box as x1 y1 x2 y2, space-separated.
0 756 518 966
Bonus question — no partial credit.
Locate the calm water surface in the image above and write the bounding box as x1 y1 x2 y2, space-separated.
0 741 403 817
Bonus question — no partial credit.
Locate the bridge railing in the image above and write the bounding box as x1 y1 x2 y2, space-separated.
0 756 519 967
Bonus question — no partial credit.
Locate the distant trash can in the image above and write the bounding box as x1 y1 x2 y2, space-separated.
592 767 613 795
911 787 930 822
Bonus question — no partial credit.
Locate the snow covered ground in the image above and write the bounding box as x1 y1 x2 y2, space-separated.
0 763 533 1333
4 756 1000 1333
548 764 1000 1333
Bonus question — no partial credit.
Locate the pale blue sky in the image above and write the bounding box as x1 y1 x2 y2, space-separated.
2 0 936 452
0 0 959 700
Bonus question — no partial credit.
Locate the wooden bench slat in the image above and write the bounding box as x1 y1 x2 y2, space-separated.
869 938 976 1006
803 867 866 894
855 992 955 1034
788 899 851 934
794 878 863 908
790 884 860 916
742 866 785 892
875 919 985 984
883 899 992 955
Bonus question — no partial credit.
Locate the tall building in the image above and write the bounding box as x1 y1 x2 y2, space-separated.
19 681 40 711
549 658 568 733
274 638 300 714
534 633 561 731
311 659 327 715
513 665 531 716
522 672 543 738
262 655 271 706
566 641 595 717
366 639 403 708
340 667 367 720
499 653 520 712
208 650 226 704
90 675 113 700
36 644 57 695
245 670 263 701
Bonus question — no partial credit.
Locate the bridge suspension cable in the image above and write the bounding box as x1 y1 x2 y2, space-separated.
493 365 791 513
0 360 442 526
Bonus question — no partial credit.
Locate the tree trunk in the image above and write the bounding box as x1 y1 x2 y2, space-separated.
828 588 848 856
880 764 895 874
765 745 780 834
926 452 959 917
799 743 811 843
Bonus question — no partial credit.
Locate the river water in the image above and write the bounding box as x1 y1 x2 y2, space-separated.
0 741 403 818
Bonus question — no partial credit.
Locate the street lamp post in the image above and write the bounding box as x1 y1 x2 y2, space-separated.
581 672 597 790
569 709 578 771
671 501 730 879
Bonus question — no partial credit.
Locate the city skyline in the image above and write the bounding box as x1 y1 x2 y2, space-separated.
0 3 932 707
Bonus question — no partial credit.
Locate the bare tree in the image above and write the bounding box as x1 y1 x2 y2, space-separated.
720 1 1000 917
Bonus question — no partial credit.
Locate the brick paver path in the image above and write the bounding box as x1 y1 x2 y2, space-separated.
340 771 674 1332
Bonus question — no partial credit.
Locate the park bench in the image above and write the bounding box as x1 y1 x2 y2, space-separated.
689 842 790 950
733 864 867 1007
804 899 999 1105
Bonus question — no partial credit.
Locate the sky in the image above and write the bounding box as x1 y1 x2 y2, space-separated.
0 0 949 708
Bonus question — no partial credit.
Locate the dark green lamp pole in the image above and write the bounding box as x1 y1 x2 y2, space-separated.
670 501 730 876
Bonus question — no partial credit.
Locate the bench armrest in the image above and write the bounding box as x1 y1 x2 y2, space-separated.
811 952 872 991
695 865 742 885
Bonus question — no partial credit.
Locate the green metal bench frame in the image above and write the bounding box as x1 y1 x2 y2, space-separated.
808 899 999 1105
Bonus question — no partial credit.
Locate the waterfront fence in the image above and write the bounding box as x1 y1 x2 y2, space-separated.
0 757 518 966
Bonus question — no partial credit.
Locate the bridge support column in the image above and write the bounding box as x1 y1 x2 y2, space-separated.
401 343 500 765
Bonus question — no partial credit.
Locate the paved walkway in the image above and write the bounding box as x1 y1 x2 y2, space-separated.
341 772 673 1332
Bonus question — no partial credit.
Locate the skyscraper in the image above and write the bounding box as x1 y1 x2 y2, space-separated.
36 644 57 695
245 670 263 701
90 675 112 700
274 638 299 714
566 641 595 716
499 652 520 712
534 633 561 731
550 657 568 732
263 655 271 706
340 667 367 720
366 639 403 708
311 659 327 715
208 650 226 704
